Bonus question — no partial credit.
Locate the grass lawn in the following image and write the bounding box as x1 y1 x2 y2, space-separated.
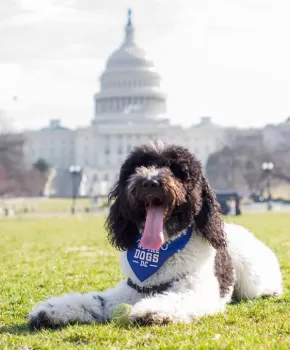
0 213 289 349
1 198 93 214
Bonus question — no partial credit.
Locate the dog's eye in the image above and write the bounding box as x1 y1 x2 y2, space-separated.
170 164 187 181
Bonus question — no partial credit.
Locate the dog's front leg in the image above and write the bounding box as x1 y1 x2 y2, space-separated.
28 281 142 329
130 289 227 325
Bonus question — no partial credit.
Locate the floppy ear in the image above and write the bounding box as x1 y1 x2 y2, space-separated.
105 182 139 251
194 177 226 249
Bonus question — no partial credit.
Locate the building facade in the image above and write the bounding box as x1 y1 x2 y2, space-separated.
24 10 226 196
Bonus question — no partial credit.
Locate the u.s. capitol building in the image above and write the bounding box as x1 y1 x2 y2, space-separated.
24 10 225 197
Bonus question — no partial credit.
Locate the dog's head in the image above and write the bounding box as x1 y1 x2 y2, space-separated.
105 141 225 251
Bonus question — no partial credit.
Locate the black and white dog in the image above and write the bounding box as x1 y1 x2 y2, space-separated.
28 142 283 328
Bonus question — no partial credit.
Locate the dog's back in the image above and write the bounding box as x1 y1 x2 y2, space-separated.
224 223 283 300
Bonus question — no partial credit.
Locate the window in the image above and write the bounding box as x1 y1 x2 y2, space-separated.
104 174 109 181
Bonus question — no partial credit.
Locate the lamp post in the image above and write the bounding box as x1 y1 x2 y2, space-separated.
262 162 274 211
69 165 81 214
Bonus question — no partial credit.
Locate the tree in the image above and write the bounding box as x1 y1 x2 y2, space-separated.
206 129 289 196
33 158 50 174
0 133 26 196
30 159 51 196
24 168 48 196
0 110 51 197
271 144 290 183
0 165 21 196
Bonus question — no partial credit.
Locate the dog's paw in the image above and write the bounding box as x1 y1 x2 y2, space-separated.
28 303 62 330
130 298 191 326
28 310 57 330
28 293 104 330
131 311 177 326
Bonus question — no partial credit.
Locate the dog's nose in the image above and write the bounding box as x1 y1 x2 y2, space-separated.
142 179 160 189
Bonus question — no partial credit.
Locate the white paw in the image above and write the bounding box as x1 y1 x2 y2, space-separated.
130 298 189 326
28 293 104 329
130 310 178 325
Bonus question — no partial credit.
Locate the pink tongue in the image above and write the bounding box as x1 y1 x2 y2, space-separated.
140 205 165 250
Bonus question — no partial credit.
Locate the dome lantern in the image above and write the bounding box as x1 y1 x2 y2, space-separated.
124 8 134 45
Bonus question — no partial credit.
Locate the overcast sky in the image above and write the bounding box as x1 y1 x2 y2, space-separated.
1 0 290 131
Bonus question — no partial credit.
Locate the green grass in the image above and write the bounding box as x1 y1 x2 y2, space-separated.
1 198 93 214
31 198 92 213
0 214 289 349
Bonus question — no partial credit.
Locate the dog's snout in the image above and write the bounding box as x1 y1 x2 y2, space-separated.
142 179 160 189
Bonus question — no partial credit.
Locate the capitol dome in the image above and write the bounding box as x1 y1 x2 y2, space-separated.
105 12 154 70
93 9 167 124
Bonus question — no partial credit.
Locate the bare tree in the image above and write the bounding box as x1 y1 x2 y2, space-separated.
0 108 51 197
0 132 27 196
205 128 289 195
271 143 290 183
0 166 21 196
24 168 48 196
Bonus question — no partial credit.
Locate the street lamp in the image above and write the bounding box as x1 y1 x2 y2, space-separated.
262 162 274 211
69 165 82 214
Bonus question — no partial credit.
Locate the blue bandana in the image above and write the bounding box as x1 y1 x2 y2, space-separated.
127 226 193 282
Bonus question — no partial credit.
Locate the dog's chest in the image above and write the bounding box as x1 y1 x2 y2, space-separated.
120 232 214 287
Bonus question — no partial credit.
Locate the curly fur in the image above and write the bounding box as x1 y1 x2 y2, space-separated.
28 141 283 330
106 142 226 250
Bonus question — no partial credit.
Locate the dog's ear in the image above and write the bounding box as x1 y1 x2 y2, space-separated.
105 182 139 251
194 177 226 249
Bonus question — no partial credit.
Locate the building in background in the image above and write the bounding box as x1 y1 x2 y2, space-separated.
23 10 226 197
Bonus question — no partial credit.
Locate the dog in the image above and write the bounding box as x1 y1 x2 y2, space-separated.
28 141 283 329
